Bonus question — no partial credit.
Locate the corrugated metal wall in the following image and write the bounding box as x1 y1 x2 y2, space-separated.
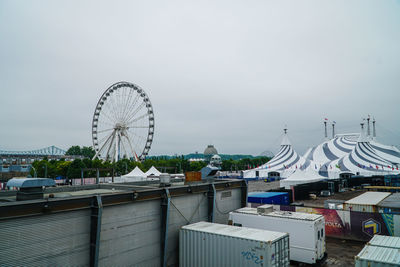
0 210 91 266
99 200 162 267
166 193 209 266
0 184 245 266
215 189 242 223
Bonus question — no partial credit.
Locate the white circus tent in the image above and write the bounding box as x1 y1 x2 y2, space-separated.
296 118 400 180
145 166 162 177
321 132 400 179
243 128 311 179
370 140 400 166
280 166 326 189
303 134 359 165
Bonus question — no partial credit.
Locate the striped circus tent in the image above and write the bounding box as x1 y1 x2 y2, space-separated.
319 132 400 178
370 140 400 166
303 134 359 165
243 129 311 179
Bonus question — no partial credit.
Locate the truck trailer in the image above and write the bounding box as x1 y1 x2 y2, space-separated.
229 205 326 264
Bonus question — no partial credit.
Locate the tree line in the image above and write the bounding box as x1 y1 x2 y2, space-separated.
29 146 271 179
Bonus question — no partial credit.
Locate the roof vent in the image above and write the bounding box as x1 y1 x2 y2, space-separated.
257 204 274 215
159 173 171 187
6 178 55 201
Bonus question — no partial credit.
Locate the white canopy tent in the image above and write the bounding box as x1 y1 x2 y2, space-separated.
120 166 146 182
145 166 162 177
123 166 145 177
280 166 326 189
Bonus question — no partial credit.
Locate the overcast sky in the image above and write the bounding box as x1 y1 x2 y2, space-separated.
1 0 399 156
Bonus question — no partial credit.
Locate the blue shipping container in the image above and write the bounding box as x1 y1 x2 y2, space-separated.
247 192 289 205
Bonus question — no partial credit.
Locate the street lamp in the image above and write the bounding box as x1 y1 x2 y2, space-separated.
42 164 47 178
31 166 37 178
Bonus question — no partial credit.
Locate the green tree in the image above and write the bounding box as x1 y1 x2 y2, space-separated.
66 146 81 156
66 159 86 178
56 161 72 178
81 146 95 158
189 161 207 171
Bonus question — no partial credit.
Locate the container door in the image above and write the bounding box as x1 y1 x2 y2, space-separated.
316 222 325 260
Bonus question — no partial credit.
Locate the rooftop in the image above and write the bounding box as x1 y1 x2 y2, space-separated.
369 235 400 249
0 178 186 202
232 207 323 221
181 221 287 242
376 193 400 209
356 245 400 265
344 191 391 206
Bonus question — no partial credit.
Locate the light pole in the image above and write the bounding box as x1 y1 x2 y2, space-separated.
31 166 37 178
43 164 47 178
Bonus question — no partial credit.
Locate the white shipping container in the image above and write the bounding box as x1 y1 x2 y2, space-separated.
368 235 400 249
343 192 391 212
355 245 400 267
229 207 325 264
179 221 290 267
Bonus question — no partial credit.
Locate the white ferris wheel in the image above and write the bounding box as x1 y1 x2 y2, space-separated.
92 82 155 162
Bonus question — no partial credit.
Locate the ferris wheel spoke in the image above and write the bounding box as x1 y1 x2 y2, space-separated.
99 108 118 125
128 130 147 145
110 95 122 122
123 88 136 118
107 92 121 122
122 99 142 123
124 101 146 124
126 113 149 125
97 116 116 128
123 91 141 122
118 88 130 122
115 89 124 122
103 93 119 122
128 126 149 129
119 89 132 125
97 133 112 146
96 127 115 134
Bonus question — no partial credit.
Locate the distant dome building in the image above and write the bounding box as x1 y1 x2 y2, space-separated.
204 145 218 162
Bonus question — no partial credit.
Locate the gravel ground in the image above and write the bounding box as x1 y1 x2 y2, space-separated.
321 237 365 266
287 236 365 266
247 180 281 192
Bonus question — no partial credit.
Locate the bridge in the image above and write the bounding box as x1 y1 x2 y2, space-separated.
0 145 66 157
0 146 68 177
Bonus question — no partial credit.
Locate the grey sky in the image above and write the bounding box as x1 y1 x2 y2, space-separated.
1 0 399 156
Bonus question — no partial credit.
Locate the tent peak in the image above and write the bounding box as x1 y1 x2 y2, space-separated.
280 127 291 146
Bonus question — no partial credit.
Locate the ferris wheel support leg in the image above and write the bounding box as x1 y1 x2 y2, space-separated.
93 131 115 160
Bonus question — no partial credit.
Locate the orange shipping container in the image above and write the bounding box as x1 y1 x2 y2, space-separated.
185 172 201 182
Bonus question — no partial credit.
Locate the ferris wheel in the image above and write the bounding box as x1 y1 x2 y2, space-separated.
92 82 155 162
